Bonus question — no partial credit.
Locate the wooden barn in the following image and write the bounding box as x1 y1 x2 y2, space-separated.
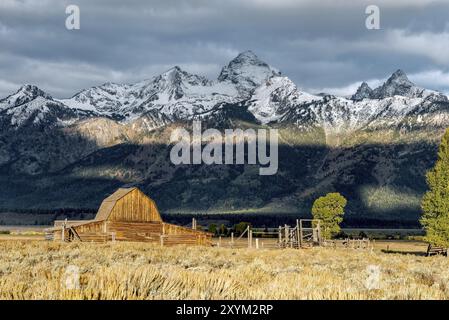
46 187 212 246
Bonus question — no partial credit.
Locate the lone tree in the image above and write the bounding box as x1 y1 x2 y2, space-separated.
421 128 449 247
312 192 347 239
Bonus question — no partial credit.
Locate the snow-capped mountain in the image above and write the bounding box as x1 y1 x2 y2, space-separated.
2 51 448 143
0 84 91 128
59 51 278 121
0 84 52 110
218 50 280 96
1 51 449 223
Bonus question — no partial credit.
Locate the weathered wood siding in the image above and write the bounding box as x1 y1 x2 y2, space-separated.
109 188 162 222
107 221 163 242
51 187 212 246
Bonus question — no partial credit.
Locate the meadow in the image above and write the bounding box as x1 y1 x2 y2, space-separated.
0 240 448 300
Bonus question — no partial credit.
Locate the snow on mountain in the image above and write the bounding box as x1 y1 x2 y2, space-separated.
350 70 439 102
218 50 281 97
123 66 239 119
0 84 92 128
247 76 320 124
1 54 449 137
0 84 53 110
60 82 131 114
371 69 434 99
351 82 373 101
60 66 239 121
60 51 280 121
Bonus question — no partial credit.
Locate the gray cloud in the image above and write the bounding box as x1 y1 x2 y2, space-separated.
1 0 449 98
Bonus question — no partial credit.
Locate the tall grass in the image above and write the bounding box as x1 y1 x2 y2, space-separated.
0 241 448 299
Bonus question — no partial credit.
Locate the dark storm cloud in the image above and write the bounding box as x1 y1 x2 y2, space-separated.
1 0 449 98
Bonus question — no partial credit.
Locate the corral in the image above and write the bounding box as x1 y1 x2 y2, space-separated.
46 187 212 246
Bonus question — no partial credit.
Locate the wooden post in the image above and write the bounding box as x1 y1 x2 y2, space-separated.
278 226 282 247
255 238 259 249
284 224 289 247
61 219 67 242
111 232 116 242
231 232 234 247
299 220 303 248
192 218 197 230
160 235 164 247
250 230 253 248
218 236 222 247
296 219 300 249
248 227 252 248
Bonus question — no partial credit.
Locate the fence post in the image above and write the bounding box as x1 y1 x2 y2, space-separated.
231 232 234 247
218 236 222 247
255 238 259 249
248 227 253 248
296 219 300 249
284 224 289 247
278 226 282 247
160 235 164 247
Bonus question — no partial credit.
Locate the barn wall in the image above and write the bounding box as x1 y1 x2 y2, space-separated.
51 187 212 246
163 223 213 245
73 221 109 242
107 221 163 242
109 189 162 222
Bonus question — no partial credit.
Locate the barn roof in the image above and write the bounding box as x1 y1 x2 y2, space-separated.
94 187 137 221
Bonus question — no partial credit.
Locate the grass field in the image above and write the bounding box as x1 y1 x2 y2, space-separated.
0 240 448 300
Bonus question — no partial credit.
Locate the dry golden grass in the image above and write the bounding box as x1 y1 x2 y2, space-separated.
0 240 448 300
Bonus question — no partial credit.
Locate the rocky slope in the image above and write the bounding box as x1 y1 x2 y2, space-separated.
1 51 448 225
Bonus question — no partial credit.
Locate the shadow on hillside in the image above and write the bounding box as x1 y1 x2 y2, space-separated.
0 115 442 228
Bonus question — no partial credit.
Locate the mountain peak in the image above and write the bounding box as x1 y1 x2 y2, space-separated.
351 82 373 101
18 84 52 98
387 69 413 85
390 69 408 80
0 84 53 109
370 69 425 99
234 50 259 61
218 51 281 96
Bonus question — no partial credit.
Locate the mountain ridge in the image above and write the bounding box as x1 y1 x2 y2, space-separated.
1 51 449 225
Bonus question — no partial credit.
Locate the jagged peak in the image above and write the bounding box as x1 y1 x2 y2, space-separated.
351 82 373 101
221 50 274 70
390 69 409 80
162 65 182 74
359 81 372 89
153 65 209 88
17 84 52 98
218 50 281 95
369 69 422 99
0 84 53 109
234 50 259 60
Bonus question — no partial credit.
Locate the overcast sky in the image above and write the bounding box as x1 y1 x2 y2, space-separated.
1 0 449 98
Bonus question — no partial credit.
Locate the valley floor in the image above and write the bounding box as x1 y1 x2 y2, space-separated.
0 241 448 299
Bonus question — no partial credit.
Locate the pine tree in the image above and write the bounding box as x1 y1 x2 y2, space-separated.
421 128 449 247
311 192 347 239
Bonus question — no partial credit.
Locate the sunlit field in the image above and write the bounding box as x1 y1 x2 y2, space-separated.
0 240 448 300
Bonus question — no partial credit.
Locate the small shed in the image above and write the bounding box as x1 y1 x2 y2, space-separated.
46 187 212 246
